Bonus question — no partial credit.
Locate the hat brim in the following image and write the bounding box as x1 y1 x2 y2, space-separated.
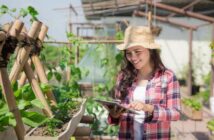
116 42 160 50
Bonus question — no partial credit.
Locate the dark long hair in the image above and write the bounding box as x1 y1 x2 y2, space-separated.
117 49 165 100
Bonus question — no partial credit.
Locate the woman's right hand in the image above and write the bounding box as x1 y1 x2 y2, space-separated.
104 105 125 118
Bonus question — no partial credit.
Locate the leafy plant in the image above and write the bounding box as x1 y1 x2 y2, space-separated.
0 100 16 131
207 119 214 132
44 118 63 137
0 5 39 22
0 82 48 131
182 98 202 111
85 31 124 136
115 31 124 40
192 90 210 105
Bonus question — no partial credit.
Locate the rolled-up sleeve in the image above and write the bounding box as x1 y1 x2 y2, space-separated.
151 72 181 122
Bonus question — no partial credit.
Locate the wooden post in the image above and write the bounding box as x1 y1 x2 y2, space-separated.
211 24 214 97
0 20 25 140
9 21 41 83
9 21 53 117
19 71 28 87
23 61 53 117
75 27 80 65
31 24 57 106
148 11 152 29
187 29 193 96
0 31 6 53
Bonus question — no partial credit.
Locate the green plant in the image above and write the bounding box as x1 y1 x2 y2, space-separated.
0 5 38 22
192 90 210 105
45 118 63 136
182 98 202 111
85 32 124 136
115 31 124 40
14 83 48 127
0 82 48 131
0 100 16 131
208 119 214 132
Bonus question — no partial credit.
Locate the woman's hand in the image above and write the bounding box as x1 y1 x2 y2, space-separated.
128 101 154 114
104 105 125 118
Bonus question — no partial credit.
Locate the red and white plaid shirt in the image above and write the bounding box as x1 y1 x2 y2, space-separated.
108 69 181 140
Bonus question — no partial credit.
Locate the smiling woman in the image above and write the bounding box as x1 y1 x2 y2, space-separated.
106 26 181 140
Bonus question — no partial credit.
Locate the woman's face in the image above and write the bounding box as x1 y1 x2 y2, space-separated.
125 46 151 70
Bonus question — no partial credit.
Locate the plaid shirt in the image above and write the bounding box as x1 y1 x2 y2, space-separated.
108 69 181 140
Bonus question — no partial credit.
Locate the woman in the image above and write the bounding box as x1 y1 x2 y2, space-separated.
107 26 181 140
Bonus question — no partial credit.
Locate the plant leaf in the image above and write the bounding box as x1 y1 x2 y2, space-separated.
21 111 48 127
19 8 28 17
30 99 44 109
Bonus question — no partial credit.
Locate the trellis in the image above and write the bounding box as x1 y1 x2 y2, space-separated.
0 19 95 140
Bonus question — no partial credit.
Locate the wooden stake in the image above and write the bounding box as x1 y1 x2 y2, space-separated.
23 61 53 117
18 71 27 86
17 27 29 87
31 24 57 106
9 21 42 82
148 11 152 29
0 31 6 54
0 20 25 140
9 21 53 117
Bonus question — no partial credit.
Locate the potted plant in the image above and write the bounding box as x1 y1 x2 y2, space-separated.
181 98 202 120
207 119 214 140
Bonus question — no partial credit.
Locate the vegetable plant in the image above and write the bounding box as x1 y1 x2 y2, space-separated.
182 98 202 111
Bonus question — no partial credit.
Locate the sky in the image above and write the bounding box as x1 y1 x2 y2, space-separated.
0 0 86 41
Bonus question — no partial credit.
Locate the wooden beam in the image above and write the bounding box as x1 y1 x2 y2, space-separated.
31 24 57 106
187 29 193 96
9 21 41 82
134 10 197 30
141 0 214 23
167 0 201 18
0 31 6 54
24 60 53 117
44 40 123 45
0 20 25 140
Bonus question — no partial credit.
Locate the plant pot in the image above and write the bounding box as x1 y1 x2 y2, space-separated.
210 97 214 115
79 83 93 97
209 130 214 140
181 103 202 121
0 127 17 140
25 98 86 140
191 85 200 95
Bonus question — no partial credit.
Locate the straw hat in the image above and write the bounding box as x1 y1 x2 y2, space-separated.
116 26 160 50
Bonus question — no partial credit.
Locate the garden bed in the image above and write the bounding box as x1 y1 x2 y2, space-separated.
25 98 86 140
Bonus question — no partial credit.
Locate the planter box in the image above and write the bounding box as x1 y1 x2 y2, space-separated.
79 83 93 97
0 127 17 140
25 98 86 140
181 104 202 121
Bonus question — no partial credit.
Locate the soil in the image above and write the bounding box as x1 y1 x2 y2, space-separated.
31 103 80 137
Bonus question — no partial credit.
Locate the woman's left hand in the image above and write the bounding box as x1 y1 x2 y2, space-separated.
128 101 154 113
